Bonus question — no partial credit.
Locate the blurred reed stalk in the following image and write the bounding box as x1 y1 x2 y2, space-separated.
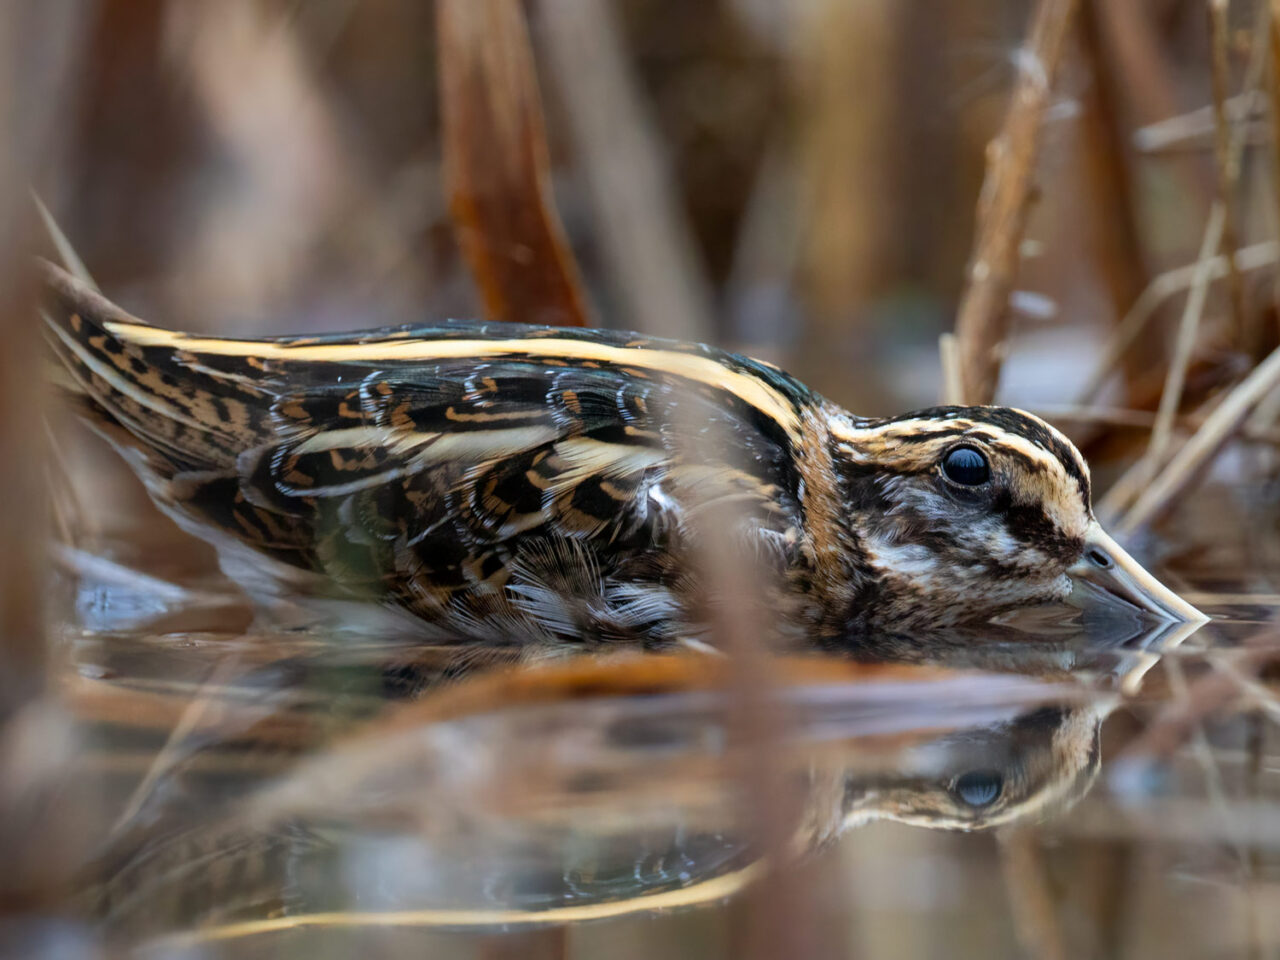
999 827 1068 960
1207 0 1250 352
539 0 715 342
446 6 809 954
1270 0 1280 320
438 0 591 328
0 0 87 929
789 0 899 408
953 0 1080 405
1077 0 1154 405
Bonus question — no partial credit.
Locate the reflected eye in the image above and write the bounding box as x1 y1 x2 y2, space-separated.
953 769 1003 807
941 446 990 486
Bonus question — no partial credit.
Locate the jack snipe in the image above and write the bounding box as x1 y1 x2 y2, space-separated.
42 262 1204 649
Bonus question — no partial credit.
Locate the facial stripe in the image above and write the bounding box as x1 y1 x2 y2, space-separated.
104 322 804 442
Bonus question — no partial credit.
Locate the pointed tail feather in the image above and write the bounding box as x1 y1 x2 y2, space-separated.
40 260 265 474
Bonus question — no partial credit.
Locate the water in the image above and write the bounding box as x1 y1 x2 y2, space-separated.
33 483 1280 958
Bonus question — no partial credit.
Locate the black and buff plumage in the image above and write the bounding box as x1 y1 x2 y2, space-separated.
42 262 1203 650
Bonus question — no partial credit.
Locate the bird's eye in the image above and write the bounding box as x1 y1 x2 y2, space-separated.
953 769 1003 807
941 446 990 486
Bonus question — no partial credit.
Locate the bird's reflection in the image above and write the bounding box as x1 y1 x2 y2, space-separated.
78 616 1204 941
809 703 1104 840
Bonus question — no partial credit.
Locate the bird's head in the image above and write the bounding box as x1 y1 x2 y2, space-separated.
826 406 1205 631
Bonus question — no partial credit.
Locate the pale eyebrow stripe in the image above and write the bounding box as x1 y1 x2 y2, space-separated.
830 418 1077 481
969 430 1063 472
105 322 802 441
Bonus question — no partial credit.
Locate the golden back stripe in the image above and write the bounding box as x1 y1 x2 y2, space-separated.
104 322 803 440
143 863 762 948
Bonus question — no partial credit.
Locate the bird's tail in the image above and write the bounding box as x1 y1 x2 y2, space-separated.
40 260 257 474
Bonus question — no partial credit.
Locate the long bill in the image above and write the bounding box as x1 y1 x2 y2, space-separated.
1067 523 1208 623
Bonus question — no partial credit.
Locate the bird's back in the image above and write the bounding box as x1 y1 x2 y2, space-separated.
42 262 815 646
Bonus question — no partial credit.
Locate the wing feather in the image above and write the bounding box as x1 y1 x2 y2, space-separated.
44 260 808 638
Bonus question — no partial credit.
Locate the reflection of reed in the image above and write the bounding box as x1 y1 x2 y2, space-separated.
79 652 1096 945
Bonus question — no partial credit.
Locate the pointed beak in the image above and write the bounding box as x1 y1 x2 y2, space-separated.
1067 524 1208 623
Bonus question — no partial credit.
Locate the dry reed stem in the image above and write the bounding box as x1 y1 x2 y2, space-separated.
1134 90 1269 153
1163 653 1247 873
108 654 245 839
0 2 88 917
539 0 715 342
1033 403 1280 443
999 826 1068 960
1079 0 1154 402
1117 634 1280 766
438 0 591 329
1271 1 1280 324
0 13 80 719
1099 202 1224 520
1148 201 1225 465
62 674 323 752
1120 337 1280 530
1075 240 1280 405
954 0 1081 404
164 3 366 324
1208 0 1249 348
939 333 964 405
336 655 985 767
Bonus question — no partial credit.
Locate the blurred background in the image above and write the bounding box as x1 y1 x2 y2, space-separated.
4 1 1280 958
49 0 1264 412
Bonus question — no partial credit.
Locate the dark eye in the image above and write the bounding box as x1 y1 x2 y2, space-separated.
942 446 990 486
953 769 1003 807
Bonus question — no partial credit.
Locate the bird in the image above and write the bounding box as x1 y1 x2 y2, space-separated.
41 260 1204 653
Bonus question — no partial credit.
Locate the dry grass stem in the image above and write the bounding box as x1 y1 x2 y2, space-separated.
1079 0 1152 402
1271 0 1280 323
1098 202 1224 520
1120 337 1280 530
438 0 591 328
1182 591 1280 605
939 332 964 405
1208 0 1249 347
1033 403 1280 443
108 654 244 838
1162 653 1254 879
1134 89 1268 153
1117 647 1272 766
1075 240 1280 405
999 827 1068 960
539 0 715 342
0 2 88 917
953 0 1081 404
1150 201 1225 465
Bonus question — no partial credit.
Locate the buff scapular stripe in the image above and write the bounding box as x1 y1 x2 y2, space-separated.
104 319 805 443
